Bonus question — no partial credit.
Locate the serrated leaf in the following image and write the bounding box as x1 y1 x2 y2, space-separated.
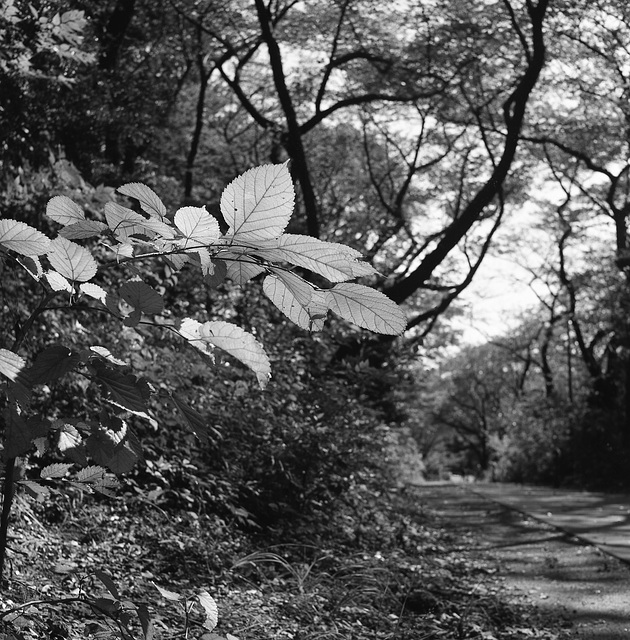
89 346 127 367
19 480 50 501
80 282 107 302
105 202 175 241
17 255 43 280
46 195 85 225
47 236 97 282
0 219 51 256
221 163 294 241
92 361 151 412
45 270 73 292
197 590 218 632
197 320 271 389
0 349 25 382
172 394 217 443
263 273 314 330
174 206 220 248
41 462 73 479
76 465 107 484
326 284 407 335
154 583 183 601
27 345 82 385
59 220 108 239
254 235 377 282
119 281 164 315
117 183 167 220
204 259 228 288
5 409 48 458
57 424 83 452
222 253 265 284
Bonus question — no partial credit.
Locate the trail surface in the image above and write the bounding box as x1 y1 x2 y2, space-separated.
471 482 630 564
412 482 630 639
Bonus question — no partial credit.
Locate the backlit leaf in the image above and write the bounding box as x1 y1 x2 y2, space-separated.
0 219 51 256
76 465 107 484
197 590 218 631
263 272 314 330
179 319 270 387
326 284 407 335
254 235 378 282
198 321 271 389
222 253 265 284
41 462 73 479
45 270 73 292
117 183 167 220
221 163 294 241
174 206 220 247
46 195 84 226
59 220 107 239
105 202 175 241
47 236 97 282
80 282 107 303
0 349 25 382
119 281 164 315
154 584 183 601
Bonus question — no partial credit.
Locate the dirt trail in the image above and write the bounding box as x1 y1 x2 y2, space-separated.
411 482 630 639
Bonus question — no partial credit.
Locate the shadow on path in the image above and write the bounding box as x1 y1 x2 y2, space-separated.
410 482 630 640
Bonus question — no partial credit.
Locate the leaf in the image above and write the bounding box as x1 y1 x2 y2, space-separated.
0 349 25 382
222 253 265 284
197 590 218 631
5 409 48 458
326 284 407 335
254 234 378 282
0 219 51 256
57 423 87 465
59 220 108 239
119 281 164 315
154 583 183 601
19 480 51 501
27 345 82 385
262 272 314 330
174 206 220 248
171 394 218 443
46 195 85 225
89 346 127 367
87 429 138 475
80 282 107 303
137 603 155 640
221 163 294 241
117 183 167 220
41 462 73 479
105 202 175 241
17 255 43 280
47 236 97 282
204 259 228 288
45 270 73 292
94 570 121 600
76 465 107 484
92 361 152 412
196 320 271 389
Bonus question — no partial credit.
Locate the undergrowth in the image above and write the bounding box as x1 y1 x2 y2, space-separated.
1 472 572 640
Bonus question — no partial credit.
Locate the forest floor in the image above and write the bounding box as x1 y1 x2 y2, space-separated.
1 477 628 639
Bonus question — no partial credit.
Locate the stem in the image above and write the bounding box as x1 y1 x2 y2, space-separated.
0 456 16 588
